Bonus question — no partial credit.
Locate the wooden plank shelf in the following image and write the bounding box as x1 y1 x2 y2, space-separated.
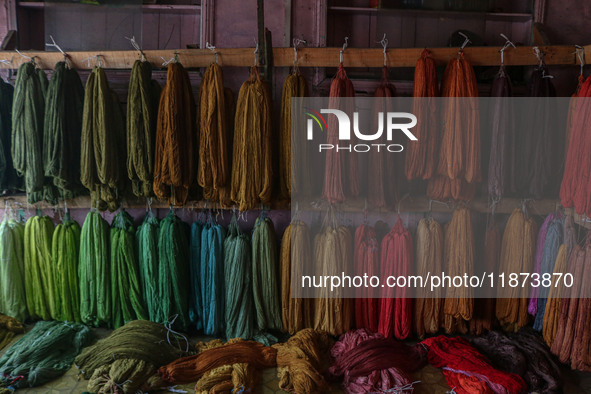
0 45 587 70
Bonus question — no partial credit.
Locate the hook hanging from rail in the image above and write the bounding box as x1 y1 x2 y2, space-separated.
533 46 544 67
340 36 349 64
293 37 306 70
206 42 218 64
46 35 70 67
378 33 388 67
125 36 146 62
457 32 471 55
499 33 516 66
254 38 259 67
575 45 585 76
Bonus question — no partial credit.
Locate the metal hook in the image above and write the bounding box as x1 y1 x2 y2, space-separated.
575 45 585 76
293 38 306 69
378 33 388 67
533 46 544 67
499 34 516 66
458 32 471 54
206 42 218 64
340 37 349 64
254 38 259 66
126 36 146 62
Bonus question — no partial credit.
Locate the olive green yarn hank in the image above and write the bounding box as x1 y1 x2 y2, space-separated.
252 216 282 331
43 62 85 200
0 219 27 322
0 321 92 389
24 215 56 320
137 210 160 322
81 66 126 211
111 210 147 329
79 210 111 327
52 213 81 322
127 60 161 197
156 210 190 330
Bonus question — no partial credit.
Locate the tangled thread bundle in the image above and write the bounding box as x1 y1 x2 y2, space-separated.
110 210 147 328
153 62 197 206
354 224 380 333
127 60 161 198
470 329 562 393
0 218 26 322
80 66 126 211
79 210 111 327
75 320 183 394
422 335 526 394
496 208 537 332
0 321 92 389
414 217 443 338
231 67 273 210
379 218 413 340
406 49 439 180
313 225 353 336
329 328 426 393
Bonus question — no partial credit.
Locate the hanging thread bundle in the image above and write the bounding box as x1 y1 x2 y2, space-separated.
127 60 161 198
0 321 92 389
496 208 537 332
153 62 197 206
0 77 21 192
137 210 159 322
12 62 52 204
52 213 81 322
24 214 55 321
0 217 26 322
110 210 147 328
79 210 111 327
406 49 439 180
323 64 357 204
280 72 308 199
379 218 413 340
80 66 126 211
231 67 273 210
200 219 226 337
414 217 443 338
354 224 379 333
198 62 231 203
74 320 183 394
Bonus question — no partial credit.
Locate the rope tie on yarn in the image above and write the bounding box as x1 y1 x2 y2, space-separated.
165 315 189 353
96 374 131 394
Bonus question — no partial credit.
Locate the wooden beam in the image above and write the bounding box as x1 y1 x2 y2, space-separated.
0 45 585 70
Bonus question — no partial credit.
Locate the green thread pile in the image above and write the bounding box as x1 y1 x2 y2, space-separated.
43 61 85 200
81 66 126 211
127 60 161 197
24 215 55 321
0 321 92 389
74 320 184 394
110 210 147 328
79 210 111 327
52 212 81 322
0 217 27 322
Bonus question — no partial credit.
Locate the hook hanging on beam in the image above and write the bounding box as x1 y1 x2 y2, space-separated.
340 36 349 64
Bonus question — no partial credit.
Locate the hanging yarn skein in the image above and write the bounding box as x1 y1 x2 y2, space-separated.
200 217 226 337
24 214 56 321
43 61 85 200
153 61 197 206
12 62 55 204
0 78 22 192
156 210 190 330
110 210 147 329
281 221 313 334
137 209 159 322
322 63 357 203
79 210 111 327
354 223 379 333
406 49 439 180
0 216 26 322
199 62 232 204
314 224 353 336
443 207 474 333
224 215 255 340
81 66 126 211
280 71 309 199
127 60 161 198
252 215 282 331
496 208 537 332
231 66 273 211
0 321 92 389
189 221 203 330
528 213 558 316
414 217 443 338
379 218 413 340
52 212 81 323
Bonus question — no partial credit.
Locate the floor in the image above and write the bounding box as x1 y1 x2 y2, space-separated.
2 327 590 393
